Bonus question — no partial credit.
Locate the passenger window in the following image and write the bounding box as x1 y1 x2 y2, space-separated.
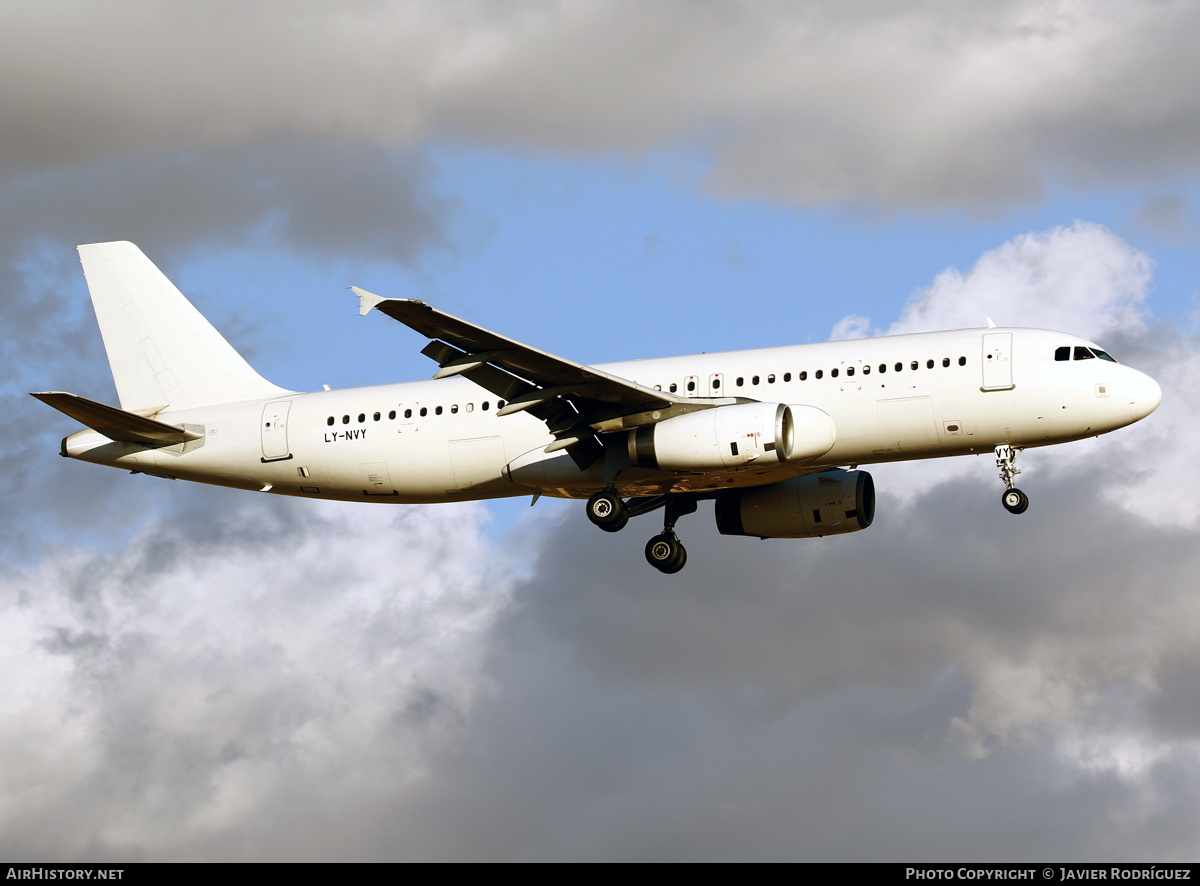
388 410 396 420
831 368 839 378
863 365 870 375
799 371 807 381
466 403 474 412
670 383 678 393
435 406 443 415
815 370 823 379
358 413 365 423
752 376 760 385
958 356 966 366
342 415 350 424
482 401 490 411
451 404 459 414
327 416 334 426
895 363 902 372
737 377 744 386
654 384 662 391
404 409 412 418
1074 346 1095 360
373 412 381 421
1055 346 1071 361
926 359 934 369
879 364 887 373
846 366 855 377
766 374 774 384
687 380 695 392
419 407 427 417
712 378 721 390
911 361 918 370
783 372 791 382
942 358 950 368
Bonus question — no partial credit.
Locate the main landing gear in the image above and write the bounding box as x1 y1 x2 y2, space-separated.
995 444 1029 514
584 489 697 573
586 489 629 532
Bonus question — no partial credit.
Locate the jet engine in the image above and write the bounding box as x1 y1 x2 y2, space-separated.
714 469 875 538
627 402 835 472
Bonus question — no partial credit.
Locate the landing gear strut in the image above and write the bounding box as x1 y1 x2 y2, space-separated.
583 486 698 573
995 445 1029 514
644 495 697 574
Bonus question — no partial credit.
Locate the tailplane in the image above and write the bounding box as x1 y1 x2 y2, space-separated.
31 391 202 445
77 241 288 412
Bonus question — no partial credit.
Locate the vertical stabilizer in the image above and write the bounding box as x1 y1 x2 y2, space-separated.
78 241 289 412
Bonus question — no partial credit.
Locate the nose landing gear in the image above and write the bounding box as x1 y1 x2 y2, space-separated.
995 445 1029 514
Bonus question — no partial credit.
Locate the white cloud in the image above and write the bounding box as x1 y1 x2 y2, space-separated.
0 496 512 859
887 221 1153 340
836 222 1200 529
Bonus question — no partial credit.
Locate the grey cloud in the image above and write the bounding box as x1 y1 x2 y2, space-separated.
6 2 1200 210
0 139 454 271
407 463 1200 860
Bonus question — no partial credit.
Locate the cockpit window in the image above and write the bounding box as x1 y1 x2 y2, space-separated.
1092 348 1117 363
1074 346 1095 361
1055 346 1070 361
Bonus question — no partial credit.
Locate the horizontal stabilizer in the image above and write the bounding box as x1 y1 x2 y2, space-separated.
30 392 202 445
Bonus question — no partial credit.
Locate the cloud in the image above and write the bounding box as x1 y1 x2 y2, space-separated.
361 470 1200 860
887 221 1153 340
834 223 1200 531
0 493 510 860
4 2 1200 209
5 223 1200 860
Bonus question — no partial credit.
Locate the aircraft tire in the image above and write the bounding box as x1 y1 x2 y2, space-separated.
645 534 686 573
587 490 629 532
1002 488 1029 515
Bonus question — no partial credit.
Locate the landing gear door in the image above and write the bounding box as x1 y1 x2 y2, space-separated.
981 333 1014 391
261 400 292 461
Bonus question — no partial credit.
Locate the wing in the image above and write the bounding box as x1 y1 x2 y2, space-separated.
353 290 722 467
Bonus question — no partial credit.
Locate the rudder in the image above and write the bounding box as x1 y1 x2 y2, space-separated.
78 241 289 412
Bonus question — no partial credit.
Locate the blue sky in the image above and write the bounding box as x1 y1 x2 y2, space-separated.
162 148 1200 397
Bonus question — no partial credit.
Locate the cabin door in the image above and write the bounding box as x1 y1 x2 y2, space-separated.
260 400 292 461
981 333 1014 391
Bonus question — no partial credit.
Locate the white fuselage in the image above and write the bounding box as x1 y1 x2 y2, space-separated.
63 327 1161 502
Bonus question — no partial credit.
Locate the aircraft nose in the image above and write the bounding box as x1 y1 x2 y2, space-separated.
1127 369 1162 422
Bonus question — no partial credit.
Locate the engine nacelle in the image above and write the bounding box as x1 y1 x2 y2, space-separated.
714 469 875 538
627 402 834 472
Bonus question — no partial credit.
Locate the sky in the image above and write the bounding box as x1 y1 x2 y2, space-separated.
3 0 1200 861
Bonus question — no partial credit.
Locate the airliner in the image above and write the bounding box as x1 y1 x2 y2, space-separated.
34 242 1162 573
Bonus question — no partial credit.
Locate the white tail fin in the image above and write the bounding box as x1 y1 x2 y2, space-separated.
78 241 289 412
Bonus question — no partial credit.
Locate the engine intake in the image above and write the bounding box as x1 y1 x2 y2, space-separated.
715 469 875 538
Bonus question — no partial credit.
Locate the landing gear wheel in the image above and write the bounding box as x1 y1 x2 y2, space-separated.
1002 488 1029 515
586 490 629 532
645 534 687 573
